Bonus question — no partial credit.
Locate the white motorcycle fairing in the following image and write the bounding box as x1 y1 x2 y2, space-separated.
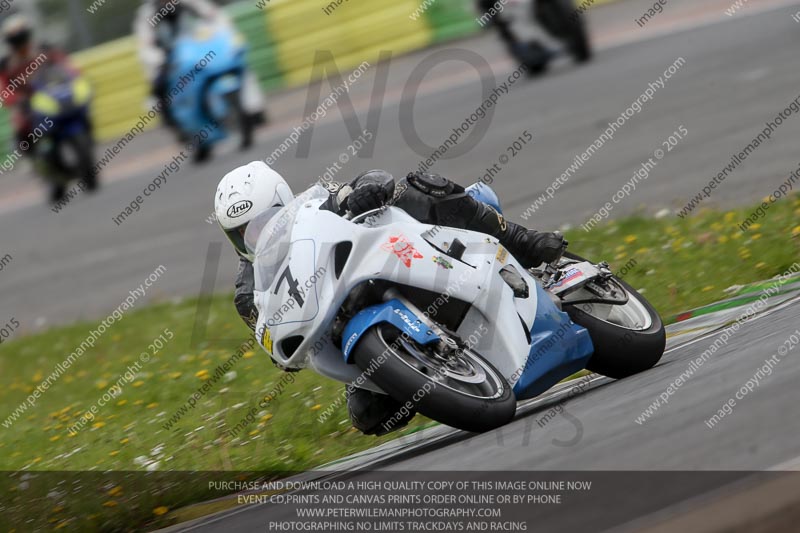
249 185 594 400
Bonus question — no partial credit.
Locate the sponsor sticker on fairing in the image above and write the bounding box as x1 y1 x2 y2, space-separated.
554 267 583 288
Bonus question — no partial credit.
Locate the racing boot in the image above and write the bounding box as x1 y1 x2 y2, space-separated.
346 387 416 436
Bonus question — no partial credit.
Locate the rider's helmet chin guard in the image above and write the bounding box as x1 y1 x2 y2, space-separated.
214 161 294 262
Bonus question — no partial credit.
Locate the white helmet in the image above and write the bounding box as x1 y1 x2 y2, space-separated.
214 161 293 261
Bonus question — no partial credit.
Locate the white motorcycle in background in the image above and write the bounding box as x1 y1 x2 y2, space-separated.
246 183 665 433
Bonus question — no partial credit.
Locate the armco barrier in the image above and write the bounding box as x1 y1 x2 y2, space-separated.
265 0 434 87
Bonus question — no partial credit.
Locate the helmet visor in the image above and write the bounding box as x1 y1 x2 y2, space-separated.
224 225 248 258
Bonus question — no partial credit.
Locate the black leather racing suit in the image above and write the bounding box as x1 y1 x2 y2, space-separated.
233 170 563 333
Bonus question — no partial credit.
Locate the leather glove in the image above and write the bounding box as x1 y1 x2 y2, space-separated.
519 231 566 267
347 182 389 216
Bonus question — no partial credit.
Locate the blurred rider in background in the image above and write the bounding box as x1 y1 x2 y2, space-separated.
0 14 75 153
134 0 223 130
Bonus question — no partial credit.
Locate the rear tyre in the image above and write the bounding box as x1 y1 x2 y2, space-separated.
352 324 516 433
535 0 593 63
223 91 254 151
560 254 665 379
50 184 66 203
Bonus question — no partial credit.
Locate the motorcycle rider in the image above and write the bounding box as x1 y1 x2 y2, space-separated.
134 0 265 138
0 15 75 154
214 161 565 435
134 0 222 130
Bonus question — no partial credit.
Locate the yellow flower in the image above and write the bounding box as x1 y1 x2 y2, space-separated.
195 370 210 379
243 351 255 359
96 380 108 390
120 438 130 444
310 404 322 411
792 226 800 237
32 457 41 463
723 212 736 222
49 435 60 442
260 414 273 422
755 262 767 269
32 372 43 382
749 223 762 230
132 381 144 388
752 234 762 240
117 400 127 406
717 235 729 244
168 372 182 379
107 486 123 497
153 506 169 516
134 400 144 406
102 501 118 508
701 286 715 292
92 422 105 429
109 450 119 457
146 403 158 409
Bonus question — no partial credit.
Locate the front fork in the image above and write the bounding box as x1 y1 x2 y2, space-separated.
382 287 461 356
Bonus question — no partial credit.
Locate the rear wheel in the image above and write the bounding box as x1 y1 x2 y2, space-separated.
560 254 665 378
536 0 593 63
352 324 516 433
222 90 253 151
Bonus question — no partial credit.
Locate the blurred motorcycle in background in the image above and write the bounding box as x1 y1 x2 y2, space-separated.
481 0 592 75
28 62 97 202
166 20 264 162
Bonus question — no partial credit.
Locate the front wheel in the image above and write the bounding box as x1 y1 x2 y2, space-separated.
68 131 98 191
560 255 665 378
352 324 516 433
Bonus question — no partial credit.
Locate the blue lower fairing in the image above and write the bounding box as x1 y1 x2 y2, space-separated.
341 299 440 362
513 284 594 400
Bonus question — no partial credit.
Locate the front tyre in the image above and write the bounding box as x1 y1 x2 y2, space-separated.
352 324 516 433
68 131 98 191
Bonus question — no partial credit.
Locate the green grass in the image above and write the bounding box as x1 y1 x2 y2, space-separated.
1 193 799 531
564 195 800 318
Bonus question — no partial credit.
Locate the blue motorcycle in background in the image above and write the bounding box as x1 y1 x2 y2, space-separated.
166 22 258 162
29 63 97 202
